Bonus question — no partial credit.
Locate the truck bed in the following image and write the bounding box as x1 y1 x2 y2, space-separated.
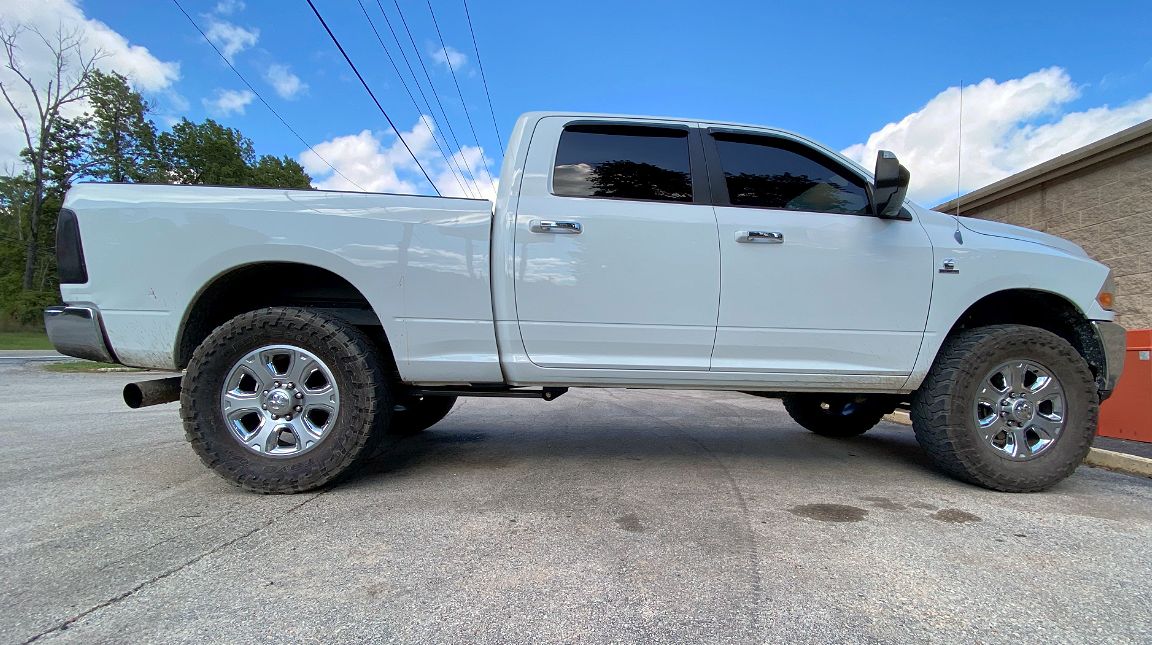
60 183 502 383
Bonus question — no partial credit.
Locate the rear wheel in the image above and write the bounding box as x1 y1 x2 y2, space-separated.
181 307 390 493
911 324 1097 492
782 393 889 437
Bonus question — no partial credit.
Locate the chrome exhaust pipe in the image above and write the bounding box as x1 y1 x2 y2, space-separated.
124 376 183 409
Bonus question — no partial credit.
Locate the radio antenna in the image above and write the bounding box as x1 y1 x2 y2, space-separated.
956 79 963 216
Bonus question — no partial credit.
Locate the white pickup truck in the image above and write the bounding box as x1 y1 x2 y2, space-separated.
45 112 1125 494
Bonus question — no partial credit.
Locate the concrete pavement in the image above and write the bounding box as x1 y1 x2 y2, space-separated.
1 362 1149 644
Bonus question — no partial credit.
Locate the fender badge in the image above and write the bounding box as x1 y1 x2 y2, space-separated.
939 258 959 274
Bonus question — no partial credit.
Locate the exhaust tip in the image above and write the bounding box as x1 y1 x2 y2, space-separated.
123 382 145 409
122 376 182 409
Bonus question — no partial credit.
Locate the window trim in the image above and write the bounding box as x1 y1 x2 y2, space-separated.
702 127 879 216
548 120 710 206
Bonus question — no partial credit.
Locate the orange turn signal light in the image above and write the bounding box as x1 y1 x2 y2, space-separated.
1097 291 1114 310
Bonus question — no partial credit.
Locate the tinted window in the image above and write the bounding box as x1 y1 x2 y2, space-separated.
713 134 869 215
553 125 692 202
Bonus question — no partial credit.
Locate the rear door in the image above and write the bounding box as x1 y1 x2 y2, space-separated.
705 129 933 375
511 118 720 370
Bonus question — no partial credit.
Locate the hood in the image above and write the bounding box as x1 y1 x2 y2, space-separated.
954 216 1088 257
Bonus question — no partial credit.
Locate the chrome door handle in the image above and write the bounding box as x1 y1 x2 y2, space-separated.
736 230 784 244
530 219 582 234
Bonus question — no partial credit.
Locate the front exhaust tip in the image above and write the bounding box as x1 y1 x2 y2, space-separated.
124 376 183 409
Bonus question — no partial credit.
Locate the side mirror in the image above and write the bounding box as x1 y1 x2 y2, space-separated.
873 150 910 219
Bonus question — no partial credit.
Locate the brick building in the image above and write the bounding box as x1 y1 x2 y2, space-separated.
935 119 1152 330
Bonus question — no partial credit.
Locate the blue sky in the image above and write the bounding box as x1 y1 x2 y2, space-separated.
3 0 1152 203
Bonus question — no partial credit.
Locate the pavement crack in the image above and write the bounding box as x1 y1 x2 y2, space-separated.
22 492 323 644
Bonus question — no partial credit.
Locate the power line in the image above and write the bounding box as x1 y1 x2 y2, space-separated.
461 0 503 156
425 0 496 188
355 0 474 197
305 0 441 195
388 0 482 192
170 0 367 192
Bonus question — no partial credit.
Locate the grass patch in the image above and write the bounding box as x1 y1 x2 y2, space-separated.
0 330 53 350
44 361 140 373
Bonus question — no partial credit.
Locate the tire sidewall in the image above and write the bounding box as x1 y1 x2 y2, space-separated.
182 308 388 492
935 326 1097 487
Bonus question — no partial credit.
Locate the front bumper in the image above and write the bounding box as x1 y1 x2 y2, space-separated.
1092 320 1126 399
43 305 117 364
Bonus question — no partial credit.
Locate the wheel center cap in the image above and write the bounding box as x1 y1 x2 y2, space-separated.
266 389 293 415
1010 399 1034 423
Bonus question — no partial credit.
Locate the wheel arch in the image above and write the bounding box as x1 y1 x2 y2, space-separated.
175 261 395 370
944 288 1107 391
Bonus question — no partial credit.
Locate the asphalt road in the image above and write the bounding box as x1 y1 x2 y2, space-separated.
2 363 1150 644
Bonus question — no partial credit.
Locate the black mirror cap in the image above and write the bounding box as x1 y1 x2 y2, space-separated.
56 208 88 284
873 150 911 219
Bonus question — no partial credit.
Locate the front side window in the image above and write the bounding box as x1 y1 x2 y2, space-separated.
712 133 869 215
553 125 692 203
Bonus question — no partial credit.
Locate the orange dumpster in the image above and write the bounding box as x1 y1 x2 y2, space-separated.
1099 329 1152 443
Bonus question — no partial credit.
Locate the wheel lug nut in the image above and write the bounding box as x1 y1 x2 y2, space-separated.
295 392 304 399
271 414 279 420
295 405 302 412
287 383 294 389
262 390 269 396
274 381 281 388
285 414 293 421
262 404 268 409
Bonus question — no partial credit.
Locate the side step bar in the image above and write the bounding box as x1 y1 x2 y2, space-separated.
410 386 568 401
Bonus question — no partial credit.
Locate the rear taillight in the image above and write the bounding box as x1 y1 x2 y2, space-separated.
56 208 88 284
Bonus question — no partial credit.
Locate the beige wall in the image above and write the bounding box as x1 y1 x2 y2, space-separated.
964 147 1152 329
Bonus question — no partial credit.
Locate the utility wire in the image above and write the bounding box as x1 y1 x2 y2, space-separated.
425 0 495 187
355 0 474 197
306 0 441 195
461 0 503 156
388 0 482 191
171 0 367 192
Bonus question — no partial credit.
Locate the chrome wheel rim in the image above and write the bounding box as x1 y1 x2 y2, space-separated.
973 359 1066 461
220 344 340 458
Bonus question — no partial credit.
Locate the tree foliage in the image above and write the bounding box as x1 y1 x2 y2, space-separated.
0 27 313 328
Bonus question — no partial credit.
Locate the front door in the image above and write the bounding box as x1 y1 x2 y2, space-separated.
705 130 933 375
512 119 719 370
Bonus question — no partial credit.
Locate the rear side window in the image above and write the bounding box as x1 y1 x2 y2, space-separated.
712 133 869 215
553 125 692 203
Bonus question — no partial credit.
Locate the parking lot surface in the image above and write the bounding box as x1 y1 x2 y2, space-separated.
2 363 1150 644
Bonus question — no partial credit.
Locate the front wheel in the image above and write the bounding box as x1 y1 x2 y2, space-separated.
911 324 1098 492
390 394 457 436
181 307 391 493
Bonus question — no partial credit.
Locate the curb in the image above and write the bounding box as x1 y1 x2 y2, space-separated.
884 410 912 426
1083 448 1152 479
883 411 1151 480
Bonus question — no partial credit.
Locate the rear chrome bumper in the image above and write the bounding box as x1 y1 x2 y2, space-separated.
1092 320 1126 399
43 305 117 364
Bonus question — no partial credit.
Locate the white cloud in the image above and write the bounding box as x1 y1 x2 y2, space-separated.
214 0 245 15
203 88 254 116
204 19 257 63
0 0 180 169
264 63 306 100
430 45 466 71
842 67 1152 204
300 116 497 199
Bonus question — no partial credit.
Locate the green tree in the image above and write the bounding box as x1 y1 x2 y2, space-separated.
0 24 101 290
86 69 159 183
157 118 255 186
248 154 312 189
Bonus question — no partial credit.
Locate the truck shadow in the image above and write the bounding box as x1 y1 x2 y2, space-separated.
351 416 937 488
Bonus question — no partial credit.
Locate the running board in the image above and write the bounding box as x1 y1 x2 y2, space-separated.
410 386 568 401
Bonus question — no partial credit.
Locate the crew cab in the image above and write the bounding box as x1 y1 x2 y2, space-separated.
45 112 1126 494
